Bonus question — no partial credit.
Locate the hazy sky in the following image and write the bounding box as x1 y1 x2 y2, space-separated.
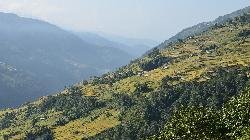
0 0 249 41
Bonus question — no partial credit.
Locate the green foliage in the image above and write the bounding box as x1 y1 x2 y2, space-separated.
134 82 153 94
222 87 250 138
52 118 68 126
0 112 16 130
110 93 135 109
200 44 220 53
139 56 172 71
23 126 53 140
152 87 250 140
90 66 250 139
239 29 250 37
235 13 250 23
39 87 104 121
148 48 160 58
155 106 226 140
89 68 136 85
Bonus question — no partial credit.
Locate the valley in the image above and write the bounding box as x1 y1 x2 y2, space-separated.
0 7 249 139
0 12 154 108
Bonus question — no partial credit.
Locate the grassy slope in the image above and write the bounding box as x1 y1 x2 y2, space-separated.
0 13 250 140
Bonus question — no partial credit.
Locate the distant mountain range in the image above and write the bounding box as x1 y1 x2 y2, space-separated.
0 12 153 108
74 32 158 57
0 62 47 108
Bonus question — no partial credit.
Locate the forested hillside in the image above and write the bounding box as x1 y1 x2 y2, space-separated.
0 8 250 140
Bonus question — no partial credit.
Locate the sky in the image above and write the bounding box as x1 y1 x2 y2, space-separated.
0 0 249 42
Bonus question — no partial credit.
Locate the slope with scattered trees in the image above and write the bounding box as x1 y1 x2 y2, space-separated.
0 7 250 140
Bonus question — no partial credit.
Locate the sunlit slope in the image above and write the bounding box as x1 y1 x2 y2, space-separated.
0 12 249 140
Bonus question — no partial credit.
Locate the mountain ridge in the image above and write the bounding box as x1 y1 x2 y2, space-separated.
145 6 250 55
0 12 133 109
0 7 250 140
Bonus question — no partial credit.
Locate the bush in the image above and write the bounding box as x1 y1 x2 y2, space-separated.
24 126 53 140
139 56 172 71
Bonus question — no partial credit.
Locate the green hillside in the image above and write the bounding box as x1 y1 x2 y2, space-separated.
0 10 250 140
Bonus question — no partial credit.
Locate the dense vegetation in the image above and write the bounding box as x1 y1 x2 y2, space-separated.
90 66 250 139
0 7 250 140
151 85 250 139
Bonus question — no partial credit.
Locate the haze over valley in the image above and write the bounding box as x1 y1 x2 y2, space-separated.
0 12 159 108
0 1 250 140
